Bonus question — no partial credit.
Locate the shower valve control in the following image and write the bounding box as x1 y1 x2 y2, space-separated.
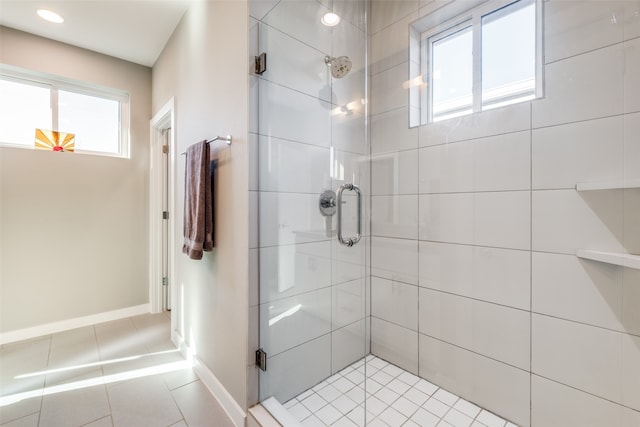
319 190 337 216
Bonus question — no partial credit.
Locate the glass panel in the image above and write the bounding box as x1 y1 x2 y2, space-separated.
482 0 536 110
431 26 473 122
253 1 368 424
58 90 120 154
0 79 51 146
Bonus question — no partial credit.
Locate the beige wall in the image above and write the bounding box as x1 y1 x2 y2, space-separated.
0 27 152 333
152 0 250 410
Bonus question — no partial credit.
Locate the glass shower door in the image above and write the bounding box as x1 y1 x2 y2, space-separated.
249 0 369 423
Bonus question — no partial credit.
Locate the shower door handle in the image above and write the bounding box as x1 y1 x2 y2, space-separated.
336 183 362 247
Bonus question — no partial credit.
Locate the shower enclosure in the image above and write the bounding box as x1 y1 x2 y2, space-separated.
249 0 370 419
249 0 640 426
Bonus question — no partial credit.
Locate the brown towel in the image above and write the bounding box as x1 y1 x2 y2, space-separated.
183 141 214 260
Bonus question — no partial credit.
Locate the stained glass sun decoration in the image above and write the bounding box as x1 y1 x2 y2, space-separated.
35 129 75 152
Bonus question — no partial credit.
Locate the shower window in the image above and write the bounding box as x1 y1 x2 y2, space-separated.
412 0 542 125
0 68 130 157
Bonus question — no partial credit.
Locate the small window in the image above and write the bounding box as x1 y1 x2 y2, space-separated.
411 0 542 125
0 68 130 157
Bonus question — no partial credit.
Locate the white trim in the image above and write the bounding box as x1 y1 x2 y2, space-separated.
149 98 176 315
248 404 283 427
261 397 302 426
171 329 247 427
0 304 149 345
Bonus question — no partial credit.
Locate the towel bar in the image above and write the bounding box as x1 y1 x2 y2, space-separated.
181 134 232 155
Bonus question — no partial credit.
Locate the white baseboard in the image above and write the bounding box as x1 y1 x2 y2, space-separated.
0 304 150 345
171 330 246 427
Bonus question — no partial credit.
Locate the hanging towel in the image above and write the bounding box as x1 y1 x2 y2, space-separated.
183 141 214 260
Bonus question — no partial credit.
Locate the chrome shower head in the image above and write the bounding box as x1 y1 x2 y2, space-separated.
325 55 352 79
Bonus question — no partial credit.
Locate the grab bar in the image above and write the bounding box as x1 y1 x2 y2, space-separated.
336 183 362 247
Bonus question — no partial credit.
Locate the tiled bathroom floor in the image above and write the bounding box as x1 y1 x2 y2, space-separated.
284 356 518 427
0 313 234 427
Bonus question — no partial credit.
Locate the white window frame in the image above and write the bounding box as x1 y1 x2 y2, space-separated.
413 0 543 125
0 65 130 158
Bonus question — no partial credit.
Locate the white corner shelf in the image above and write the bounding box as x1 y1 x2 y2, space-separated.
576 250 640 270
576 179 640 191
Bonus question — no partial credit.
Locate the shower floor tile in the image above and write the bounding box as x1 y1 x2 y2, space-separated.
285 356 518 427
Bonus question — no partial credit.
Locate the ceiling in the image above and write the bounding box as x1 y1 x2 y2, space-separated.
0 0 191 67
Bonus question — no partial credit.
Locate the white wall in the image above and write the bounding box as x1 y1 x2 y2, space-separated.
0 27 152 334
370 1 640 426
151 0 250 412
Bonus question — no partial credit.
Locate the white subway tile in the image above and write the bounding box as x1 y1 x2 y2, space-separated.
532 189 625 255
332 320 367 374
370 12 419 75
258 135 331 194
250 0 280 20
249 248 259 307
259 192 329 247
625 38 640 113
371 62 409 115
333 0 368 31
262 0 332 53
259 23 330 102
544 0 624 63
249 133 259 191
332 237 367 285
419 335 530 427
371 107 418 155
419 242 530 310
332 105 368 155
249 76 259 134
419 131 530 194
624 1 640 40
531 375 640 427
623 268 640 336
371 0 419 34
371 149 419 195
260 335 332 403
532 314 622 404
371 237 419 285
249 191 259 249
419 192 530 250
248 305 259 363
371 317 419 375
371 277 418 331
419 102 530 147
623 334 640 411
259 242 331 304
332 279 366 329
333 69 367 118
532 44 624 128
419 193 473 244
625 112 640 181
624 189 640 256
260 288 331 357
419 289 530 370
532 115 624 190
371 195 419 240
259 80 331 147
532 252 624 331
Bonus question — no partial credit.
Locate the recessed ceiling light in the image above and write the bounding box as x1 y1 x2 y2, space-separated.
37 9 64 24
321 12 340 27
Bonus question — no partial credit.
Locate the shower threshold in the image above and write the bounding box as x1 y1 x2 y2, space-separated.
279 355 518 427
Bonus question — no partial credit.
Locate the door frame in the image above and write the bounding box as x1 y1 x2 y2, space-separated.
149 98 176 314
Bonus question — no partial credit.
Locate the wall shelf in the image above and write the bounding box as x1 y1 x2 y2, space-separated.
576 179 640 191
576 250 640 270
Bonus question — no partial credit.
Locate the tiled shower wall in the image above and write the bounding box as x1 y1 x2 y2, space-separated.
369 1 640 426
248 0 370 406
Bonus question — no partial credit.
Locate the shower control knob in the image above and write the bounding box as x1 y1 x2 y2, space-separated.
319 190 337 217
